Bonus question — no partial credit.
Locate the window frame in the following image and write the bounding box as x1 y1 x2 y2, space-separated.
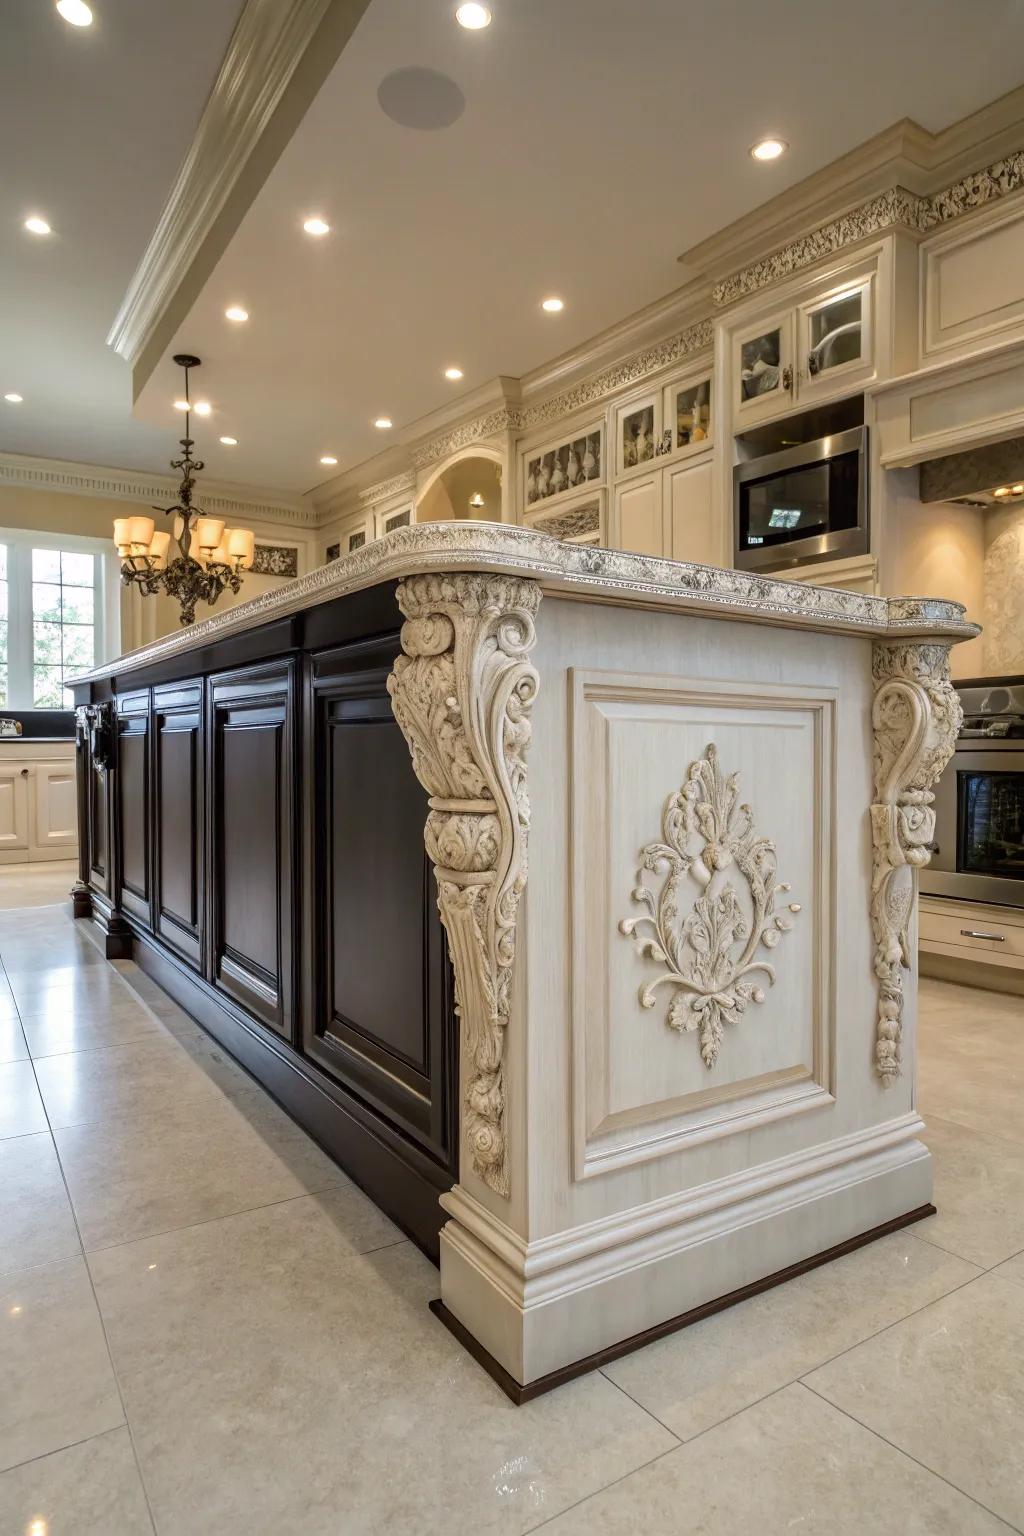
0 527 121 710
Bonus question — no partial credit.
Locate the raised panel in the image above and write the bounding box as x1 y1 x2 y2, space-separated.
570 669 836 1177
0 768 29 851
210 665 294 1038
615 474 663 557
668 457 717 565
34 764 77 849
305 638 457 1170
117 706 150 925
89 757 107 886
924 202 1024 360
155 695 203 967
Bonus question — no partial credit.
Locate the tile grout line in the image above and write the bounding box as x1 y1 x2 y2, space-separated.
797 1380 1023 1534
2 938 161 1536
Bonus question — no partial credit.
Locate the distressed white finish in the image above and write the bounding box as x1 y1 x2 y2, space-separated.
870 643 962 1084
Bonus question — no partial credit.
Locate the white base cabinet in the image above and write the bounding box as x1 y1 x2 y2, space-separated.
0 741 78 864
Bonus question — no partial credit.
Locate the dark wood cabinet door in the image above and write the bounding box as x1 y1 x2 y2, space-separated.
154 682 204 969
116 691 151 927
305 638 457 1173
209 663 295 1038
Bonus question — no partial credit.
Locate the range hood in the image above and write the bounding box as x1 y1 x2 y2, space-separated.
920 436 1024 507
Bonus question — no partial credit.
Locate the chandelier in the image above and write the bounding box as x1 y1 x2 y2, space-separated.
113 354 255 626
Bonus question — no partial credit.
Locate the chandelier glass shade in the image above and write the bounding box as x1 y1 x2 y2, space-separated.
113 355 255 626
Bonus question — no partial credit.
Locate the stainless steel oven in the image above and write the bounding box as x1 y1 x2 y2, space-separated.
921 681 1024 907
733 425 869 574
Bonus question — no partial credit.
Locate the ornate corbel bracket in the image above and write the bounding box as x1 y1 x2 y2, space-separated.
387 573 541 1198
870 642 961 1086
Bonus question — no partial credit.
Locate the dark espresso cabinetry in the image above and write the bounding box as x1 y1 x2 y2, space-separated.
72 585 457 1257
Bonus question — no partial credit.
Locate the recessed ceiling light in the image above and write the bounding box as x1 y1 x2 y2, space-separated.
56 0 93 24
193 401 212 416
173 399 190 411
220 436 238 446
1014 484 1024 495
224 306 249 323
541 296 564 313
456 3 491 27
994 486 1011 497
444 366 464 380
303 216 330 237
750 137 788 162
320 455 338 465
374 417 393 430
24 216 52 236
4 393 23 404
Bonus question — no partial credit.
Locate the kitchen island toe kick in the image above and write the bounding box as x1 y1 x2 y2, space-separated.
69 525 975 1393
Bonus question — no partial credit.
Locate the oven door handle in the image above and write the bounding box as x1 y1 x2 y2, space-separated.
960 929 1007 942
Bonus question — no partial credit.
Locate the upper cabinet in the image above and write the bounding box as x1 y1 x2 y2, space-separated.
922 198 1024 365
731 269 876 428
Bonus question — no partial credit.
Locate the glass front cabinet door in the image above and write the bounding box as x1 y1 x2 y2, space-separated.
797 277 874 398
733 312 795 425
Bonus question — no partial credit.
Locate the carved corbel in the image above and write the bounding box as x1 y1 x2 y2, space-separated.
387 573 541 1197
870 642 961 1085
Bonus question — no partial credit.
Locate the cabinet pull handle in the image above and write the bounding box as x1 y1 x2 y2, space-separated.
960 929 1006 942
781 365 793 391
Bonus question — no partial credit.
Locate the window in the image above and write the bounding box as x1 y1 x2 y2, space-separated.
0 531 118 710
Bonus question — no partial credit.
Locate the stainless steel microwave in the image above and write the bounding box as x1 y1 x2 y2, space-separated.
733 425 869 574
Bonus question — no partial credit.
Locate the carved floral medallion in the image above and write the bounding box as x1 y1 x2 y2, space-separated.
620 743 800 1069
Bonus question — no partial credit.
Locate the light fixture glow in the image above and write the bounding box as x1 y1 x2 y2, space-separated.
28 1519 48 1536
1014 484 1024 495
994 486 1011 497
456 3 491 27
4 393 23 404
541 296 564 313
219 435 238 446
750 137 788 162
56 0 93 24
374 417 393 429
224 306 249 323
302 216 330 236
320 455 338 465
193 401 212 416
24 216 52 236
173 399 190 412
444 366 464 380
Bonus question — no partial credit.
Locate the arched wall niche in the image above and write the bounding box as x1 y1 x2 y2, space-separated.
416 447 505 524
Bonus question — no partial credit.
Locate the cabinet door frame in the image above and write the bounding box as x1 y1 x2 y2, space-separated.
207 660 297 1040
30 758 78 858
115 690 152 928
153 681 204 969
732 308 795 428
796 273 875 403
0 764 30 855
302 637 458 1169
612 468 665 557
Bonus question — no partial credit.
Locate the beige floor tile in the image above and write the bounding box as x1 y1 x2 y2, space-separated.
919 1047 1024 1148
55 1090 350 1250
0 1257 123 1473
805 1272 1024 1528
0 863 78 911
0 1426 153 1536
602 1230 978 1442
0 1061 49 1140
0 1133 81 1277
0 1017 27 1064
917 1115 1024 1268
90 1214 675 1536
541 1382 1008 1535
32 1034 229 1130
20 998 167 1059
992 1250 1024 1288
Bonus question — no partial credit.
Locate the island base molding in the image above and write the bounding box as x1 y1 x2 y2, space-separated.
435 1120 932 1392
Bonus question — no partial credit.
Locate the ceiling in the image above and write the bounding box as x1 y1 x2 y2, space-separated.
0 0 243 474
7 0 1024 496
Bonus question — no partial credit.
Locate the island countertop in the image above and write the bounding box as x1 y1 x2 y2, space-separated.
72 522 977 687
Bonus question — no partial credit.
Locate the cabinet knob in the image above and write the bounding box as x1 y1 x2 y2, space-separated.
781 365 793 391
20 768 29 778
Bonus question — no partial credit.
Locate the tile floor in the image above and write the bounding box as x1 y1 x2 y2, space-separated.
0 887 1022 1535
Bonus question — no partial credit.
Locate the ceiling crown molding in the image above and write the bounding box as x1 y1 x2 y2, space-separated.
107 0 370 395
0 452 315 528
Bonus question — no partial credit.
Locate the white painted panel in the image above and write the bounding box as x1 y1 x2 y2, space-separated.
615 475 662 556
0 768 29 851
34 764 78 848
667 457 717 565
925 202 1024 359
908 358 1024 445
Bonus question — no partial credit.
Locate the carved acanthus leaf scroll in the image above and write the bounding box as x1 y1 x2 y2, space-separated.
870 642 961 1086
620 744 800 1069
387 572 540 1198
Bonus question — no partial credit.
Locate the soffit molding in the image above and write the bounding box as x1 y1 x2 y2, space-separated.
106 0 371 394
0 452 316 529
682 84 1024 286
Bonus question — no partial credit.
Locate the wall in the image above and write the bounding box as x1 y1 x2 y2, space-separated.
885 483 986 678
984 502 1024 675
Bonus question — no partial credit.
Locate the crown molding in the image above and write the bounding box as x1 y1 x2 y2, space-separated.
107 0 370 396
682 86 1024 289
0 452 316 529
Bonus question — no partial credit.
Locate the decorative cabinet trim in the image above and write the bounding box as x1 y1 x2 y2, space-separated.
387 573 541 1197
870 642 961 1085
620 743 801 1070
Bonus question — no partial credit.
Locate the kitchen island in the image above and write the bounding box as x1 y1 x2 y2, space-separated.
70 523 974 1397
